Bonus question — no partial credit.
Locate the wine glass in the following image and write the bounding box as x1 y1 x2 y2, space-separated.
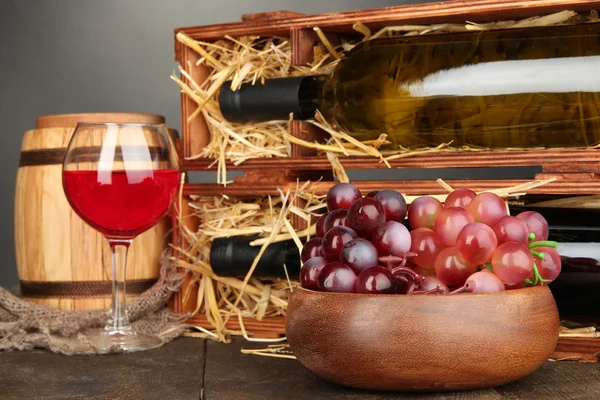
62 122 180 352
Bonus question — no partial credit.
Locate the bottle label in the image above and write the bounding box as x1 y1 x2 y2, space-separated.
401 55 600 97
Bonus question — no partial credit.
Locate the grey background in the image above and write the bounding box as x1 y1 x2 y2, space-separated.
0 0 538 289
0 0 436 288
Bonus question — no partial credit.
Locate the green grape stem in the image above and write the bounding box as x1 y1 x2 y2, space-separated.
528 240 559 249
484 262 493 272
529 263 551 286
530 250 545 261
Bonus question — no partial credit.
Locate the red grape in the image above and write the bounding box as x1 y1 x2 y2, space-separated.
420 276 449 294
516 211 549 241
434 207 474 247
371 221 411 257
301 238 323 263
505 282 527 290
394 279 410 293
465 192 508 226
321 226 358 261
327 183 361 211
407 196 443 229
347 198 386 238
316 213 328 238
365 190 380 198
491 242 535 284
355 266 395 294
412 265 436 277
372 190 407 223
491 216 529 245
456 223 498 265
340 238 378 275
409 228 444 269
434 247 478 287
531 246 562 282
463 271 505 293
318 262 357 293
444 188 476 209
300 256 327 290
323 209 349 233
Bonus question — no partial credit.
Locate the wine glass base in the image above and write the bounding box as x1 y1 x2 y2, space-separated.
89 329 164 354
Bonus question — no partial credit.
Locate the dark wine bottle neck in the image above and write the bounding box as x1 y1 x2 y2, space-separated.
218 76 323 122
210 236 301 278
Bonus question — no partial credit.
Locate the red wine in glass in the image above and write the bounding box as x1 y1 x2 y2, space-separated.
63 170 179 239
62 122 179 352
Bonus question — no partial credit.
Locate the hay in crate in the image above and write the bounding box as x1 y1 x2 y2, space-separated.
172 183 325 342
172 10 593 184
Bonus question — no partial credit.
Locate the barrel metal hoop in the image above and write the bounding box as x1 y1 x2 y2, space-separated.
19 148 66 166
19 146 171 166
19 279 157 298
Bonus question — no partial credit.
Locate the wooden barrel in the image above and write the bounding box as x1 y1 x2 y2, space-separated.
15 113 178 310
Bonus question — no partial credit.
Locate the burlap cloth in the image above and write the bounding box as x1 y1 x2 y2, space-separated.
0 257 190 355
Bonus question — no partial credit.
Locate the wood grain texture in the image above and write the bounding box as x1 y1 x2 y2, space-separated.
171 195 201 316
188 314 286 339
181 150 600 172
36 113 165 129
0 338 204 400
205 338 501 400
15 115 173 311
180 47 212 159
495 359 600 399
305 179 600 195
174 0 600 58
204 338 600 400
1 338 597 400
552 337 600 363
241 10 306 22
182 179 600 198
286 286 560 391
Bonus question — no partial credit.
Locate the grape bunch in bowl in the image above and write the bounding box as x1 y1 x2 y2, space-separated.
300 183 561 295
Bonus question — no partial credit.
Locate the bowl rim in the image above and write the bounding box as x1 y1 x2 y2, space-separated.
294 284 549 299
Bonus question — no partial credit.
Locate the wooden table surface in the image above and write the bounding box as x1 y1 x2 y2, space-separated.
0 338 598 400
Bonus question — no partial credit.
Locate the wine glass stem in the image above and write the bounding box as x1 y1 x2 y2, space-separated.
107 240 133 333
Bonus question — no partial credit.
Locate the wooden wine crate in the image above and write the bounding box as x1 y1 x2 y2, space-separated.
175 0 600 173
170 0 600 353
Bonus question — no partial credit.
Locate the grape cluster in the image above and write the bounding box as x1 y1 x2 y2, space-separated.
300 183 561 295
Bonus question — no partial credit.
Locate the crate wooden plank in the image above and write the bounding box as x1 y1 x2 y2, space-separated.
187 315 286 339
170 195 201 316
174 0 600 59
179 48 212 159
182 179 600 197
553 337 600 362
241 11 306 23
180 149 600 172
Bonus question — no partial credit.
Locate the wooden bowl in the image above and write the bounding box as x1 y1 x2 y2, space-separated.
286 286 559 392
